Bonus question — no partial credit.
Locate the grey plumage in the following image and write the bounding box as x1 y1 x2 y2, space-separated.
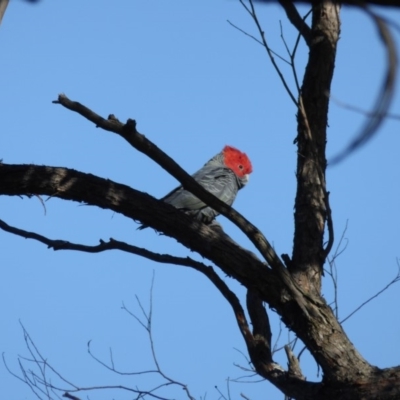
138 146 252 229
162 152 248 223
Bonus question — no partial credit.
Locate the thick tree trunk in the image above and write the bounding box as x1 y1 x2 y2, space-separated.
292 2 339 293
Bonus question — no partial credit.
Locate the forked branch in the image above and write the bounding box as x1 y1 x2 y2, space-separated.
278 0 312 45
51 94 316 320
52 94 286 276
2 318 195 400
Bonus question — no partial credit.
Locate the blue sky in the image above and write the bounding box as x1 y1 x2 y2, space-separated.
1 1 400 399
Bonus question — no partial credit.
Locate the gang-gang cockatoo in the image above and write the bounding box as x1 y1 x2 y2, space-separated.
139 145 253 228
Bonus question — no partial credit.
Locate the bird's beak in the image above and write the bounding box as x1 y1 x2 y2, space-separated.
241 174 250 185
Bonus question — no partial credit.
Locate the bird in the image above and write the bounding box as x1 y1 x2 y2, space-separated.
138 145 253 229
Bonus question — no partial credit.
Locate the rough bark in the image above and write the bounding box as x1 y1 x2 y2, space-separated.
291 2 339 293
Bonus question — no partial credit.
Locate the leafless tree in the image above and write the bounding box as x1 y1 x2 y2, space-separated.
1 1 400 399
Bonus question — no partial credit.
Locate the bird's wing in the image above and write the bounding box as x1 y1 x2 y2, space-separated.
162 166 239 210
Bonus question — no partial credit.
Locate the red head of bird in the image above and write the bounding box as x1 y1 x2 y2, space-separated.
222 145 253 183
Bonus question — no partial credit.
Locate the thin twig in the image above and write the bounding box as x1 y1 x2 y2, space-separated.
284 345 305 379
324 220 349 319
341 261 400 324
87 341 159 376
7 321 193 400
227 20 291 64
278 0 312 46
239 0 299 106
272 321 283 355
120 280 196 400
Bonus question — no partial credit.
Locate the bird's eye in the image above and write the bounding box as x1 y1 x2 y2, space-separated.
238 164 244 170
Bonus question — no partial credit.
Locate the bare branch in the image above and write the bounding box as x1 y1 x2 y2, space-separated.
325 220 349 319
279 20 301 94
227 19 291 64
215 385 229 400
0 166 285 297
120 278 196 400
290 9 312 91
278 0 312 46
239 0 299 106
51 94 290 284
341 261 400 324
5 320 194 400
284 345 305 380
48 95 320 326
227 19 264 46
279 8 312 94
246 290 273 364
0 216 282 343
0 216 287 369
87 341 158 376
0 217 237 271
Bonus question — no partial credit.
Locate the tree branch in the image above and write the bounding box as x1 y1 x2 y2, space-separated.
240 0 299 107
3 320 194 400
0 218 316 397
340 262 400 324
246 291 272 359
50 94 319 326
0 216 308 394
52 94 287 277
284 345 305 379
0 215 276 365
278 0 312 46
292 1 340 293
227 19 292 64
